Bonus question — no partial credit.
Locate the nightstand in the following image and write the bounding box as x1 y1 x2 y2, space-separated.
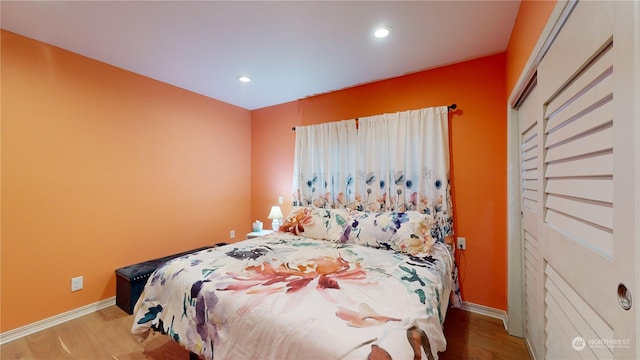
246 230 275 238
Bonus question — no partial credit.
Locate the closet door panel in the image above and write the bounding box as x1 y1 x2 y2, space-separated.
517 82 545 360
537 1 637 358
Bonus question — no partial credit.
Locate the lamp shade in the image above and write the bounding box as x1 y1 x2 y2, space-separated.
267 206 284 231
267 206 283 219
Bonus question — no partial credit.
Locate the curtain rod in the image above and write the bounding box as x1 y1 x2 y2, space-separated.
291 103 457 131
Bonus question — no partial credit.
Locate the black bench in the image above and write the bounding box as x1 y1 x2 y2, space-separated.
115 246 214 314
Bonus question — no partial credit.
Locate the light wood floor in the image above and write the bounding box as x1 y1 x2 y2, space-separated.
1 305 530 359
440 308 530 360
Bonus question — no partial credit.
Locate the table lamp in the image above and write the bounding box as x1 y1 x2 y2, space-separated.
267 205 284 231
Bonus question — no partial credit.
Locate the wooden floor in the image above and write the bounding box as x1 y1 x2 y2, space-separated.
1 305 530 359
440 308 530 360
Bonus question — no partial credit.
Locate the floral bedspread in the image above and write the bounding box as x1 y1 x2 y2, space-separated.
132 232 454 359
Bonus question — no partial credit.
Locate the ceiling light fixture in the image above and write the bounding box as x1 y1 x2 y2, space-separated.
238 75 251 83
374 26 391 38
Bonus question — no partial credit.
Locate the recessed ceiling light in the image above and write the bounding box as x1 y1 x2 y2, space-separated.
374 26 391 38
238 75 251 83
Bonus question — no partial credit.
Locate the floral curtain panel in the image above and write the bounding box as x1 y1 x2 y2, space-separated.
292 106 453 241
356 106 453 239
292 119 357 208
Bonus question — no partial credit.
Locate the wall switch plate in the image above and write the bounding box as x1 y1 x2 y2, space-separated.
230 230 235 239
457 237 467 250
278 196 284 205
71 276 83 292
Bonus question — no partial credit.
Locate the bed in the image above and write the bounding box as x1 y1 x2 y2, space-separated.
131 207 457 359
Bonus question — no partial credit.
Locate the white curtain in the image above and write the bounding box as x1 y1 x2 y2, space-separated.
292 120 357 208
292 106 453 241
356 107 452 237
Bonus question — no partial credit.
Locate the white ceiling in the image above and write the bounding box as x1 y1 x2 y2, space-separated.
1 1 521 110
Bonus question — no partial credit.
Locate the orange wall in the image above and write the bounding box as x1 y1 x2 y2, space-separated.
506 0 557 95
251 53 509 310
250 101 301 221
1 30 252 332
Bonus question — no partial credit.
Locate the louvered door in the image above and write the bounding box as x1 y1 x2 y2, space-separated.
535 1 637 359
518 82 545 360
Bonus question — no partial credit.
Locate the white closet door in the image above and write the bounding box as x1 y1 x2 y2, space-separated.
536 1 637 359
518 82 545 360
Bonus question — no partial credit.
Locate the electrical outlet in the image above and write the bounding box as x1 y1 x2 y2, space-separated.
457 237 467 250
71 276 83 292
230 230 235 239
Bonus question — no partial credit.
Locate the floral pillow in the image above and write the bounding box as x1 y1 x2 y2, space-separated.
279 207 349 242
390 215 436 255
340 211 436 255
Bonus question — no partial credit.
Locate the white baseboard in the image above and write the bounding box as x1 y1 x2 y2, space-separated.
0 296 116 345
458 301 508 330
